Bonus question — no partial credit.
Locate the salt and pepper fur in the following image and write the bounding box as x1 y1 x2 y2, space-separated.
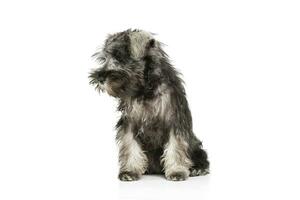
89 29 209 181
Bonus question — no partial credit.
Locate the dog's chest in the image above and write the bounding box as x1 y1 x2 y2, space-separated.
128 100 150 121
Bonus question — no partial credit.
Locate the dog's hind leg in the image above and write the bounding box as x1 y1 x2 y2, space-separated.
188 138 210 177
117 124 148 181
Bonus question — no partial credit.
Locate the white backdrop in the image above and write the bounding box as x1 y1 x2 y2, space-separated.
0 0 299 200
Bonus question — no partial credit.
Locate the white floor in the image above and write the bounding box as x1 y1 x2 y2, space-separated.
118 175 210 200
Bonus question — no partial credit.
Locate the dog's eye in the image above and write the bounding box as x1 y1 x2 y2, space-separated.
99 57 107 64
92 51 107 64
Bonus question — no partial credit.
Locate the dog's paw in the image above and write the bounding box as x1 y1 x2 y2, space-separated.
166 172 188 181
189 168 209 177
118 171 140 181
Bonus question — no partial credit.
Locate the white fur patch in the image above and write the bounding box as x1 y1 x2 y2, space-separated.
128 31 153 59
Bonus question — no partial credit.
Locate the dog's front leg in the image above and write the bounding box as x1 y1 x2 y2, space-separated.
161 130 192 181
117 124 148 181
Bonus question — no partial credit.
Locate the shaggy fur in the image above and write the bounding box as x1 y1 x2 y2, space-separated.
89 29 209 181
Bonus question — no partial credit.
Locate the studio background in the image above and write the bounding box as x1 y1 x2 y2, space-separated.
0 0 299 200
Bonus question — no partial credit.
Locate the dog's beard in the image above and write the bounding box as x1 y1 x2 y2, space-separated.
91 81 116 97
89 77 122 98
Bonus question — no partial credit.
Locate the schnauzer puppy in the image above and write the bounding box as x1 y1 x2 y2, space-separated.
89 29 209 181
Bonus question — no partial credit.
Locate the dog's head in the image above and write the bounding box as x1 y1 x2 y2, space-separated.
89 29 159 98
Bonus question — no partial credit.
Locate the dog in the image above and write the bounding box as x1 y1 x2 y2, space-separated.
89 29 209 181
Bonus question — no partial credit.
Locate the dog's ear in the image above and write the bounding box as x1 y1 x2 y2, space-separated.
148 39 155 48
147 39 155 49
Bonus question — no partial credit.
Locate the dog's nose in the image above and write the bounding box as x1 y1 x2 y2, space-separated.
98 75 106 84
